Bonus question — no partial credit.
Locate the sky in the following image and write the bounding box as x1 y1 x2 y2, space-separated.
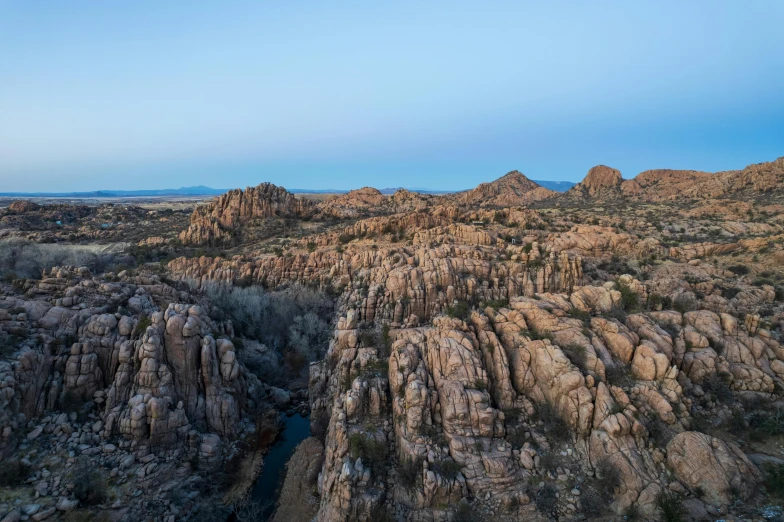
1 1 783 192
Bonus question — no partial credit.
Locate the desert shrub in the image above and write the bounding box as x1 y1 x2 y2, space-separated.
749 405 784 436
560 343 587 373
644 415 674 446
397 456 423 489
728 264 750 276
452 503 481 522
348 433 387 473
534 402 570 443
656 492 684 522
71 465 108 506
595 458 620 500
538 452 560 472
0 460 30 487
568 306 591 326
431 458 462 480
306 242 317 252
133 314 151 338
702 373 733 403
532 482 558 516
617 282 641 312
203 282 332 360
0 238 123 279
764 463 784 498
445 301 470 320
483 299 508 310
580 487 606 517
605 364 633 388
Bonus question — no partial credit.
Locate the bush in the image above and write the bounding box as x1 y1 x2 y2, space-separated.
532 482 558 516
595 458 620 500
348 433 387 474
728 264 750 276
71 465 108 506
605 364 633 388
133 314 151 338
568 306 591 326
702 373 733 404
656 492 684 522
580 487 606 517
764 463 784 498
452 503 481 522
749 405 784 436
0 460 30 487
397 456 423 489
202 282 332 360
0 238 123 279
430 458 462 480
561 343 587 373
617 282 641 313
534 402 570 443
445 301 470 321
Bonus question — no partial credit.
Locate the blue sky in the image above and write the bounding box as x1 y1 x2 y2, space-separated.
1 1 783 192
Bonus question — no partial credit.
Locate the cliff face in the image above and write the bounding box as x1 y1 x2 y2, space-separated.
180 182 313 245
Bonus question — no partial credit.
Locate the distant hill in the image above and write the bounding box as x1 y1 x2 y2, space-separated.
1 179 576 199
533 180 576 192
0 186 229 198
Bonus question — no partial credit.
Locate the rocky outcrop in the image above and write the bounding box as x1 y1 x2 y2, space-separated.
568 165 624 198
180 183 312 245
449 171 555 207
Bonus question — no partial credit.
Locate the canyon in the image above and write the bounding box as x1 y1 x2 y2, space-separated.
1 156 784 521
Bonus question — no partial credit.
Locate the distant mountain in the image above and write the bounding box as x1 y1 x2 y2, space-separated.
1 180 575 199
532 180 576 192
0 186 229 198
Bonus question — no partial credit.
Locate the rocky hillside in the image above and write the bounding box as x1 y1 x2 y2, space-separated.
449 171 555 207
2 155 784 522
180 182 313 245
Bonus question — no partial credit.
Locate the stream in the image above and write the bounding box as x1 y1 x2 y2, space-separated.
250 413 311 520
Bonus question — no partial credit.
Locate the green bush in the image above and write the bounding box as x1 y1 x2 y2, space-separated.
534 402 571 443
616 282 641 312
605 364 633 388
71 465 108 506
430 458 462 480
348 433 387 474
532 483 558 516
446 301 470 320
0 460 30 487
452 503 481 522
133 314 152 338
561 343 588 373
656 492 684 522
764 463 784 498
397 456 423 489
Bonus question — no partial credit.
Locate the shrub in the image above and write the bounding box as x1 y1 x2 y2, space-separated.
560 343 587 373
728 264 750 276
71 465 108 506
580 487 606 518
617 282 641 312
595 458 620 500
749 405 784 436
567 306 591 326
202 282 332 360
348 433 387 474
133 314 151 338
431 458 462 480
445 301 470 321
605 364 633 388
306 242 317 252
397 456 423 489
764 463 784 498
534 402 570 443
0 460 30 487
656 492 684 522
532 482 558 516
452 503 481 522
702 373 733 404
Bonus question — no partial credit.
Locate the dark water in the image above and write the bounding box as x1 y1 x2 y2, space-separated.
251 413 311 520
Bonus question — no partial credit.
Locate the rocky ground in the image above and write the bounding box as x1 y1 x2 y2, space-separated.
1 156 784 521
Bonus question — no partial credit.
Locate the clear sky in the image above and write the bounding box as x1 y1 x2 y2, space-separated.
1 1 783 192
